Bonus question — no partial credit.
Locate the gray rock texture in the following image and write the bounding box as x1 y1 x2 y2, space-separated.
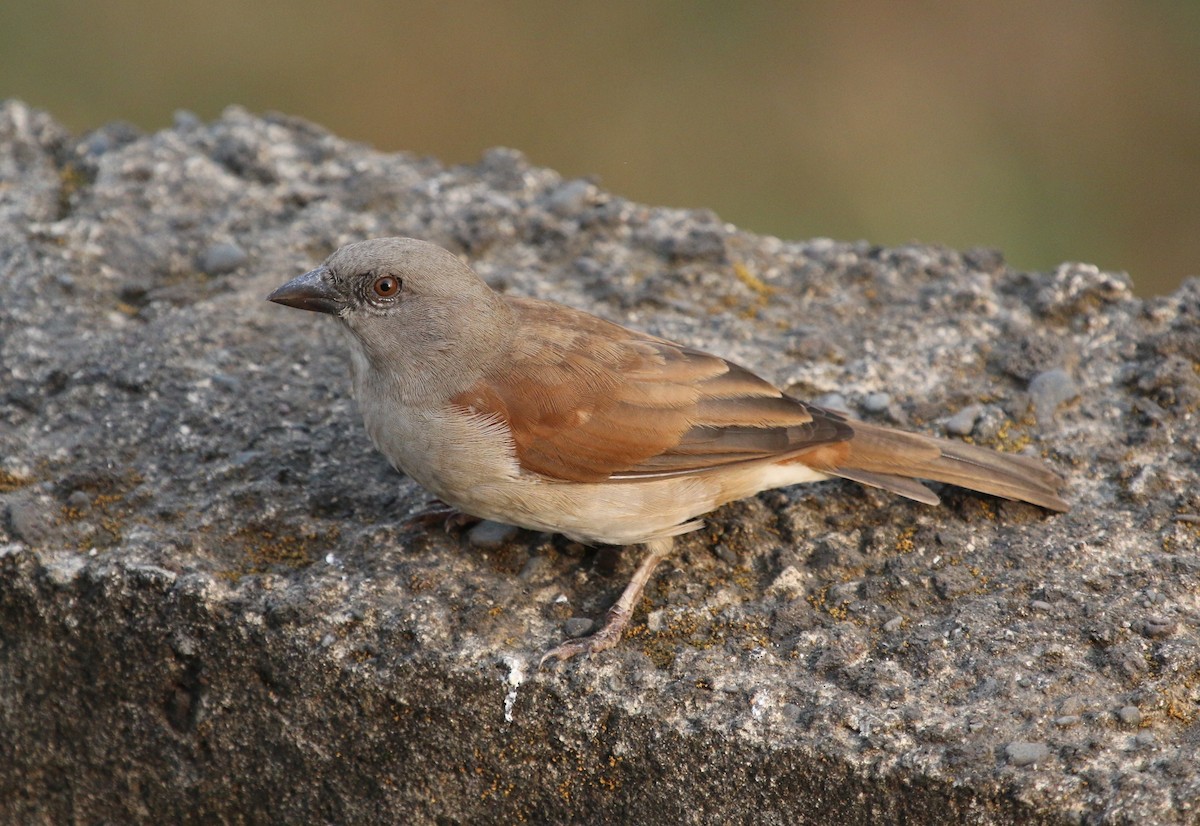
2 99 1198 824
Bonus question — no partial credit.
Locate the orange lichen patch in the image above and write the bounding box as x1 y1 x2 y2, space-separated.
1162 517 1200 553
1163 680 1198 724
732 260 776 297
408 572 437 593
807 584 849 621
227 522 339 575
0 470 33 492
620 585 774 668
485 542 529 575
57 161 89 216
60 472 144 550
973 417 1035 453
731 260 778 317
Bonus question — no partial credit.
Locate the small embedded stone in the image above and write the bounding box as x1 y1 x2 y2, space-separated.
945 404 984 436
199 242 248 275
467 520 519 550
544 179 594 216
7 498 51 545
862 392 890 414
812 393 848 413
1117 706 1142 726
1138 616 1176 639
1028 369 1078 427
712 543 739 565
563 617 595 638
1005 741 1050 766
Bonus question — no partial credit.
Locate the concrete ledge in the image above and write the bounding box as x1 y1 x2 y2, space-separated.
1 100 1197 823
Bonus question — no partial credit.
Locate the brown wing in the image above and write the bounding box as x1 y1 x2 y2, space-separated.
450 296 851 483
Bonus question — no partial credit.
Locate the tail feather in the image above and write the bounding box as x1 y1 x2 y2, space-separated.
827 420 1069 511
832 467 942 506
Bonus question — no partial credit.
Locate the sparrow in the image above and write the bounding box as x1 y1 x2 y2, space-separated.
267 238 1068 663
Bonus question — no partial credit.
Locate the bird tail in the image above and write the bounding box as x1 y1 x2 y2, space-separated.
825 420 1068 511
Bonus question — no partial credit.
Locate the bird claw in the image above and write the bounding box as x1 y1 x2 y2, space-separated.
539 606 632 667
539 624 625 667
405 500 479 533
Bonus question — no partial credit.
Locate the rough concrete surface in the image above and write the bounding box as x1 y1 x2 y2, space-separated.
1 100 1197 824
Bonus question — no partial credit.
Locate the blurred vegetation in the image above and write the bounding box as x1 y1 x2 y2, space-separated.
2 1 1197 295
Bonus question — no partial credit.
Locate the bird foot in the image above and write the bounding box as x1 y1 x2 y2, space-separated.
405 500 479 533
540 537 674 666
540 609 631 666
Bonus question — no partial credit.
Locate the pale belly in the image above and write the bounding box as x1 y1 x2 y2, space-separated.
356 397 829 545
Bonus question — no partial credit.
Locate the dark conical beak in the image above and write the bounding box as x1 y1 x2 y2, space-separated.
267 267 345 315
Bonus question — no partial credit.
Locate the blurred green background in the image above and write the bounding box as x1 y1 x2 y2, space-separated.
3 1 1197 295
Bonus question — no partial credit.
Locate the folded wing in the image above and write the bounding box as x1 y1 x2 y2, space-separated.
450 297 849 483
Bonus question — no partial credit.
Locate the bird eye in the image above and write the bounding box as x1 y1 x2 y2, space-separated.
372 275 400 299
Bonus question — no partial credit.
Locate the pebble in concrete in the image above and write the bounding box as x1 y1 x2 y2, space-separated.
1005 742 1050 767
467 520 520 550
1028 369 1078 427
199 242 248 275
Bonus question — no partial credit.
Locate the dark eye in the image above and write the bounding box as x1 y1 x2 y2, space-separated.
372 275 400 299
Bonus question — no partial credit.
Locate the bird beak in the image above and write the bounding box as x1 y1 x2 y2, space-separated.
267 267 345 315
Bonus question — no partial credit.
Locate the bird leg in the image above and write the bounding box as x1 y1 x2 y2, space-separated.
540 536 675 665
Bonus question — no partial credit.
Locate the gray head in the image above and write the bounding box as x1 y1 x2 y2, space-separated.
268 237 514 401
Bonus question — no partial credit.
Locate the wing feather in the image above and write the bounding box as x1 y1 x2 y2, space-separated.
449 297 850 483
